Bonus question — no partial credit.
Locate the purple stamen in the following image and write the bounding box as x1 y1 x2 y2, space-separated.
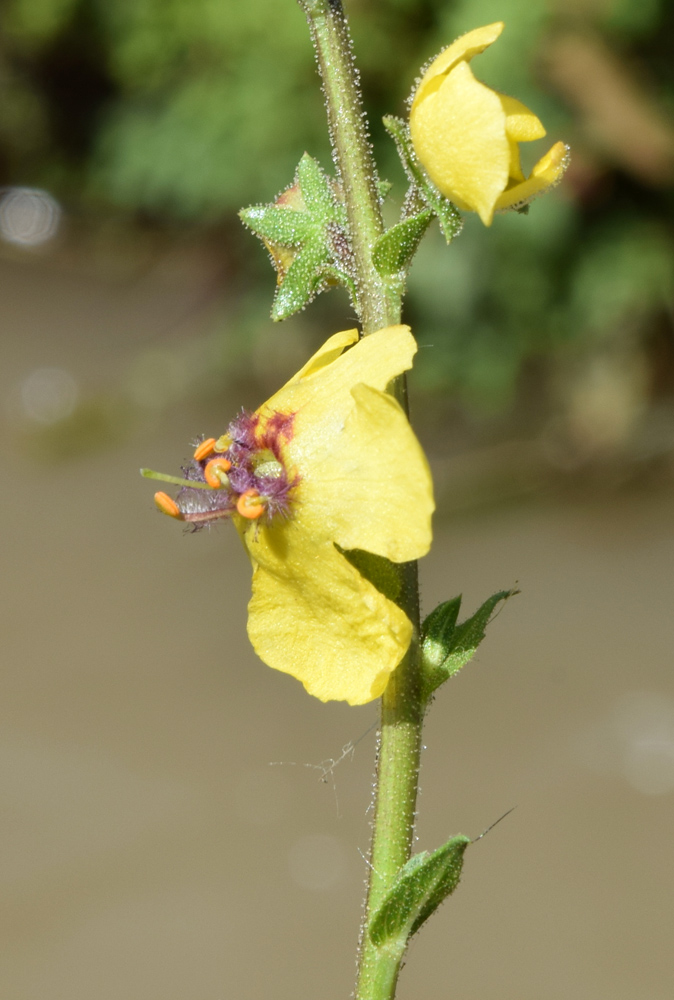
172 408 299 529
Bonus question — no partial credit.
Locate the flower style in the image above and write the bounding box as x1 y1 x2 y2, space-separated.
150 326 434 705
409 22 569 226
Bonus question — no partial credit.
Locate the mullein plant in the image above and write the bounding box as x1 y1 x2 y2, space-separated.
142 12 567 1000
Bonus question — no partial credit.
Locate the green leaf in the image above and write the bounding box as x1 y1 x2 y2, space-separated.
421 590 518 699
372 210 433 277
240 153 354 321
383 115 463 244
369 835 470 950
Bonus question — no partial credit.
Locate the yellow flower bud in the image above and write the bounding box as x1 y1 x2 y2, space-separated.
409 22 569 225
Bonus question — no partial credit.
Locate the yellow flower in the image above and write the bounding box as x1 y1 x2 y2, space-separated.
153 326 434 705
410 22 569 226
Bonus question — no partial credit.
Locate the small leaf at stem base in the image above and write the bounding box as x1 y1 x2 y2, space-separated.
369 834 470 950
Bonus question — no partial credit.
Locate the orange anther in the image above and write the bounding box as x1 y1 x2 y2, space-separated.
154 492 183 519
193 437 217 462
236 489 266 520
204 457 232 488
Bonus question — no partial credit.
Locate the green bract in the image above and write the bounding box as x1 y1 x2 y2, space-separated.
372 209 433 278
421 590 518 701
369 835 470 951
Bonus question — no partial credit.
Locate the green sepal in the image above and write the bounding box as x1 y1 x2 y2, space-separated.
372 209 433 277
296 152 337 216
239 203 315 246
383 115 463 244
239 153 355 321
421 590 518 700
369 835 470 951
270 242 330 321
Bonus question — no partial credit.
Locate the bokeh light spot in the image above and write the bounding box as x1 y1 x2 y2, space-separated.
573 691 674 795
623 737 674 795
20 368 79 425
0 188 61 247
614 691 674 795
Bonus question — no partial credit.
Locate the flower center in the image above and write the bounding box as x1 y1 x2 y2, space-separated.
151 408 298 528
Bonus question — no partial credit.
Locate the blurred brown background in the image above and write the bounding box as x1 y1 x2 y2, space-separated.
1 0 673 997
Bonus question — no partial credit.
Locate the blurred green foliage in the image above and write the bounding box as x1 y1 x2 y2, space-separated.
1 0 674 445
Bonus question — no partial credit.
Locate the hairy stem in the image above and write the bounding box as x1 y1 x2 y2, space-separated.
300 0 401 333
299 2 424 998
356 562 423 1000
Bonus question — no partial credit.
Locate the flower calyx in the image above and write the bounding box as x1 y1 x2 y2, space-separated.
381 115 463 255
239 153 357 320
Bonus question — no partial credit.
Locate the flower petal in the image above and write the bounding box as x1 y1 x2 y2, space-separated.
412 22 504 110
260 325 418 467
410 61 509 225
235 325 430 704
507 138 525 182
297 383 434 562
498 93 547 142
245 523 413 705
495 140 570 212
288 327 359 382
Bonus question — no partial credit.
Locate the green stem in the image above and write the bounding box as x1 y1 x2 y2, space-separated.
298 3 424 999
300 0 401 333
356 562 423 1000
